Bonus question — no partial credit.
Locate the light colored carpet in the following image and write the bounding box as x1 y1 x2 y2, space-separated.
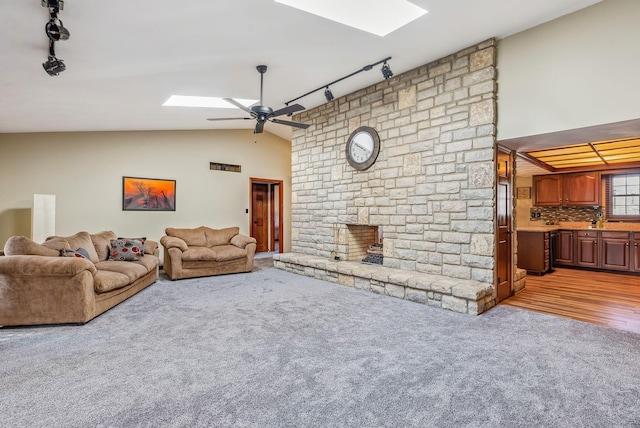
1 260 639 427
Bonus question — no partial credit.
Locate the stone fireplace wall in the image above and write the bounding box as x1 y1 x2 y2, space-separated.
290 40 497 284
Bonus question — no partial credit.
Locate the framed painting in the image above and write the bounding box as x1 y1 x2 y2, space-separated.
122 177 176 211
517 186 531 200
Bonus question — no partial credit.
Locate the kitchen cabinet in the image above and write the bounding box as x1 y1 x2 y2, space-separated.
532 175 562 206
632 232 640 272
555 230 575 266
576 230 599 268
533 172 600 207
600 231 630 271
517 231 550 275
552 229 640 273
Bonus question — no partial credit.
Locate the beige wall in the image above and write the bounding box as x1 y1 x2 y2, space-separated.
497 0 640 139
515 176 533 228
0 129 292 255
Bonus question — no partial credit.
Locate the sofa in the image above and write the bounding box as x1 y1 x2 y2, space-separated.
160 226 256 280
0 231 159 326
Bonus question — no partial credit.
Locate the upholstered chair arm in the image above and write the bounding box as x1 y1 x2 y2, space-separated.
230 234 257 249
160 236 188 252
0 255 97 276
144 239 160 257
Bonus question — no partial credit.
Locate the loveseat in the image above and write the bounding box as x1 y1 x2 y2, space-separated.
160 226 256 280
0 231 159 326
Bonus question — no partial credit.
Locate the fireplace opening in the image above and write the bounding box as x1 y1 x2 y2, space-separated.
342 225 383 265
362 226 383 265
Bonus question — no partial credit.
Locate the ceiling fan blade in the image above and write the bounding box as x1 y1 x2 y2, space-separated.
271 118 310 129
206 117 252 121
254 121 265 134
223 98 252 114
272 104 305 117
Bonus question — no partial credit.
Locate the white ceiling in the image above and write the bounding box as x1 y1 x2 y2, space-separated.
0 0 600 140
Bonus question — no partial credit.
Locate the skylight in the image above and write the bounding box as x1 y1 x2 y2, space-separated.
162 96 257 109
274 0 427 37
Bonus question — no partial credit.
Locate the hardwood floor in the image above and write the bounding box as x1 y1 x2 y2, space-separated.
503 268 640 334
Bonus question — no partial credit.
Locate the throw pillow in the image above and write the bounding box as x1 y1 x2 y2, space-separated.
44 232 100 263
60 248 91 259
108 237 146 261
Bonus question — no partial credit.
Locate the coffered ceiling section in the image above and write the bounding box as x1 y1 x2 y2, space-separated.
521 137 640 171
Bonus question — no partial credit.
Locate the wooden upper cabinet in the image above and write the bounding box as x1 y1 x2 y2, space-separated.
533 175 563 206
563 172 600 206
533 172 600 207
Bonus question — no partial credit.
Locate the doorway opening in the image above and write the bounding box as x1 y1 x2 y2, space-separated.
250 178 283 254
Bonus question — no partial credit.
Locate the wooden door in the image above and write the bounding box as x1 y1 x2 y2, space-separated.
251 183 269 252
496 149 512 302
533 175 562 206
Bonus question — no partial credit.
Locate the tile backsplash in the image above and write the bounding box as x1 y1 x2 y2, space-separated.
529 206 601 224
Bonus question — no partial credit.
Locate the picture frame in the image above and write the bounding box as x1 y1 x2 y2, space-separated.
122 176 176 211
517 186 531 200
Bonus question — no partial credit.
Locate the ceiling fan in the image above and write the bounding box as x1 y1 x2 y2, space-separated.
207 65 310 134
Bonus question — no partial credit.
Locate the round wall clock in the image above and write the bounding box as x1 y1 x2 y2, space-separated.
345 126 381 171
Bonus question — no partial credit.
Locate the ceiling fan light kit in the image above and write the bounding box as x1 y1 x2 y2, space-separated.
207 65 310 134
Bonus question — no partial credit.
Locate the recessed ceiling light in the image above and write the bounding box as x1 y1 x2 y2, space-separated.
274 0 427 37
162 95 257 108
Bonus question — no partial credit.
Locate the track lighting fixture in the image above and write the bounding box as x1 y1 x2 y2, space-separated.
42 0 69 76
381 61 393 79
43 55 66 76
45 18 70 41
42 0 64 9
324 87 334 102
286 57 393 106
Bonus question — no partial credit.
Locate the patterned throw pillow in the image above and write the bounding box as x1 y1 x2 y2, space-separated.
108 237 146 261
60 247 91 259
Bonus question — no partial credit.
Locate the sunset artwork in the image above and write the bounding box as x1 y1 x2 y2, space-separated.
122 177 176 211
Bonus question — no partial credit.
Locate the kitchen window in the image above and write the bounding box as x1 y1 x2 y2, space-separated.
606 172 640 220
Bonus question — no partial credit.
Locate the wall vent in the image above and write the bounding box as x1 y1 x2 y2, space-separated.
210 162 241 173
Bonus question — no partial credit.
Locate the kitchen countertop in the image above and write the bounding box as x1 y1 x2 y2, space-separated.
517 222 640 233
517 226 561 232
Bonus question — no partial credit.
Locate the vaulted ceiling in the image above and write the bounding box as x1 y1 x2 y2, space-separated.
0 0 600 140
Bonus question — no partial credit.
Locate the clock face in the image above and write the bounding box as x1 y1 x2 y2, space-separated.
349 132 374 163
345 126 380 171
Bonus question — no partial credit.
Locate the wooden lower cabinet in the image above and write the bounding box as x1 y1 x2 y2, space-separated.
632 232 640 272
600 231 630 271
517 231 550 275
555 229 637 273
555 230 574 266
576 230 599 268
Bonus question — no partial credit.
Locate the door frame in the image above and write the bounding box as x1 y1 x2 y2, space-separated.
249 177 284 253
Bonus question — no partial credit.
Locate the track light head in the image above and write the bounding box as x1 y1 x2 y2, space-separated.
46 18 70 41
324 87 334 102
381 61 393 79
42 0 64 10
43 55 66 76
